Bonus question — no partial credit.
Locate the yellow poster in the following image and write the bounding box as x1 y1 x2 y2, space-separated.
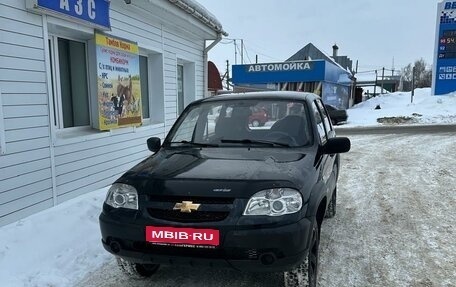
95 33 142 130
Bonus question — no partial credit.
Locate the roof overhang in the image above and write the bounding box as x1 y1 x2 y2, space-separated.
166 0 228 36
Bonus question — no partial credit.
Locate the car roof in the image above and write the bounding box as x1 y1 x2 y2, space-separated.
197 91 320 104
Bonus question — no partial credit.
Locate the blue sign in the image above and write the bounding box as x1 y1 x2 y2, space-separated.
434 1 456 95
36 0 110 29
232 61 326 84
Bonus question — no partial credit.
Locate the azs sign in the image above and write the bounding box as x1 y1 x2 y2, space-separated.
28 0 111 30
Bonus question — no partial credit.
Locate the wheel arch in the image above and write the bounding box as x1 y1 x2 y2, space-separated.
316 198 327 229
305 181 328 231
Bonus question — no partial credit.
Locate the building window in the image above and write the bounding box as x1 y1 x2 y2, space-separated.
177 64 184 114
139 55 149 119
49 36 90 128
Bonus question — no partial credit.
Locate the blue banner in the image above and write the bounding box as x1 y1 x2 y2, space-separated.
232 61 325 84
37 0 110 29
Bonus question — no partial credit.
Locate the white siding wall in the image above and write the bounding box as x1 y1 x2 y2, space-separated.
0 0 214 226
0 0 53 226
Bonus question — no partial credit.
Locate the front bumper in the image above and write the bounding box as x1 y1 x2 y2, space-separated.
99 211 312 272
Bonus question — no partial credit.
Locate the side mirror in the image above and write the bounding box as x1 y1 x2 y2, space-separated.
323 137 351 154
147 137 161 152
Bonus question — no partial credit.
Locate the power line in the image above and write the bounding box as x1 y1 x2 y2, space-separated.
243 44 253 64
224 38 282 63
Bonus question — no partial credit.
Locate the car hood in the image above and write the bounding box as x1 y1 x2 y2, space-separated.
119 148 315 199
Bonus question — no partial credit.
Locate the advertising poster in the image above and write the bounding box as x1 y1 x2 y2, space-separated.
96 33 142 130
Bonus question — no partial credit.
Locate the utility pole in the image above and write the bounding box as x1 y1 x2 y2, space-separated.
241 39 244 64
226 60 230 90
411 66 415 103
381 67 385 94
373 70 378 97
256 54 258 64
392 57 395 76
234 39 237 65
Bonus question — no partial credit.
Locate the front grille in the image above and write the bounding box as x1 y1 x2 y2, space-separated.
145 195 235 223
132 242 282 261
133 242 225 258
147 208 229 222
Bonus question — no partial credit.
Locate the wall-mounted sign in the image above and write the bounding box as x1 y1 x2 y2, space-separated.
232 61 325 84
27 0 111 30
95 33 142 130
433 1 456 95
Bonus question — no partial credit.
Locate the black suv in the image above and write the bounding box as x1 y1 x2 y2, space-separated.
99 91 350 287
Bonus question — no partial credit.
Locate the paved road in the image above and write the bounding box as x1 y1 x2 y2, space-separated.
335 124 456 135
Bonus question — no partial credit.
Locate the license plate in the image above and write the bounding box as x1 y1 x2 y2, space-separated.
146 226 220 246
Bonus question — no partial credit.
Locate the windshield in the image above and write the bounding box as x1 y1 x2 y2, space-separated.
166 99 313 148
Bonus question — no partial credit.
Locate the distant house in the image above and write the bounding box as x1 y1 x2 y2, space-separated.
0 0 226 226
287 43 353 73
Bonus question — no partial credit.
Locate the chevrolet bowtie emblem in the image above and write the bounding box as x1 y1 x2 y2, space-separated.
173 201 200 213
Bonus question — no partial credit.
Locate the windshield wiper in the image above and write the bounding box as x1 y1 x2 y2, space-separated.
169 140 219 147
220 139 290 147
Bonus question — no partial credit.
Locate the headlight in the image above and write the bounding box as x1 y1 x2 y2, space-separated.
243 188 302 216
105 183 138 210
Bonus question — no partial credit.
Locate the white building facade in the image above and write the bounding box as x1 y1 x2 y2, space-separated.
0 0 226 226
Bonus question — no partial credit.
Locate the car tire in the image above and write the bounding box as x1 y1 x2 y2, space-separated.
325 187 337 218
252 120 260 127
116 257 160 279
283 219 319 287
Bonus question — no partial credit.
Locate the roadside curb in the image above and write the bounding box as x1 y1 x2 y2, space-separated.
335 124 456 135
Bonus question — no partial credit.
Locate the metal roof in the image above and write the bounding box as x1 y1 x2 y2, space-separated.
166 0 228 36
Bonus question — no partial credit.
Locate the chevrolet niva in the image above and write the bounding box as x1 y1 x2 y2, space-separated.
99 91 351 287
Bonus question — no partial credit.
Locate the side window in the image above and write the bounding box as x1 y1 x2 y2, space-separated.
177 64 184 114
49 36 90 128
139 55 149 119
316 100 332 133
176 60 196 116
0 88 5 155
311 101 327 143
140 51 164 125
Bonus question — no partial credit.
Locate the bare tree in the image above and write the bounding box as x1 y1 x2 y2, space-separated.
400 58 432 91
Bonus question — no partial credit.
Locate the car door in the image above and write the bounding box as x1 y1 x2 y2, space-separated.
315 100 337 192
311 100 334 195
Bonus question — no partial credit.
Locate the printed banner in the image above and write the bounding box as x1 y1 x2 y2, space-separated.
96 33 142 130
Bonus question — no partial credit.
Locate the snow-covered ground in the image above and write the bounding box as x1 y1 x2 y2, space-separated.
0 88 455 287
344 88 456 127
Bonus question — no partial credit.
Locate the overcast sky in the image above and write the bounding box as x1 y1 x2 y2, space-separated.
197 0 441 74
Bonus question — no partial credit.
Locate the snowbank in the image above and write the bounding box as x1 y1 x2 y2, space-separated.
344 88 456 127
0 188 111 287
